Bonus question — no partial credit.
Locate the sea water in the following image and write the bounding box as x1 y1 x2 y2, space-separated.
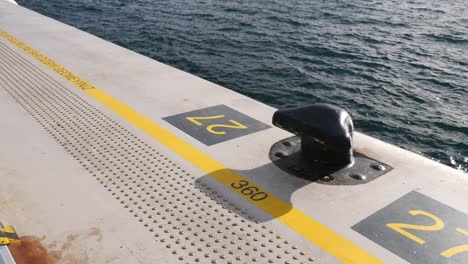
17 0 468 172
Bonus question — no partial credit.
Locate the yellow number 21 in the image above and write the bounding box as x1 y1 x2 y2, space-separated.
386 210 444 244
387 209 468 259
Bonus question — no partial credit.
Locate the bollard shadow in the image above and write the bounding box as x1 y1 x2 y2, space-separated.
193 160 323 224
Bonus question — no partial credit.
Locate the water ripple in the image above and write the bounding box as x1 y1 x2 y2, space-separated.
17 0 468 173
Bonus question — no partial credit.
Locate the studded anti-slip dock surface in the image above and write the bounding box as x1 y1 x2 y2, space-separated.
0 39 317 264
1 2 467 264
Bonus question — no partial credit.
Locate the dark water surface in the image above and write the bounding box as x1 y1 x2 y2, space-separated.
17 0 468 172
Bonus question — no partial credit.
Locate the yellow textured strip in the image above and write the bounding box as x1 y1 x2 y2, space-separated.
0 29 382 263
0 237 9 245
1 226 19 242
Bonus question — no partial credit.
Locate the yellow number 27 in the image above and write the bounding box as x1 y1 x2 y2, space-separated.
186 115 248 135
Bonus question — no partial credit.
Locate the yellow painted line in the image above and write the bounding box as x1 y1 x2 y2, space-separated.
0 29 381 263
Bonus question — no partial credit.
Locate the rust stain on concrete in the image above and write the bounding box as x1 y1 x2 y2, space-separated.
8 227 102 264
8 236 60 264
60 234 78 252
87 227 102 242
